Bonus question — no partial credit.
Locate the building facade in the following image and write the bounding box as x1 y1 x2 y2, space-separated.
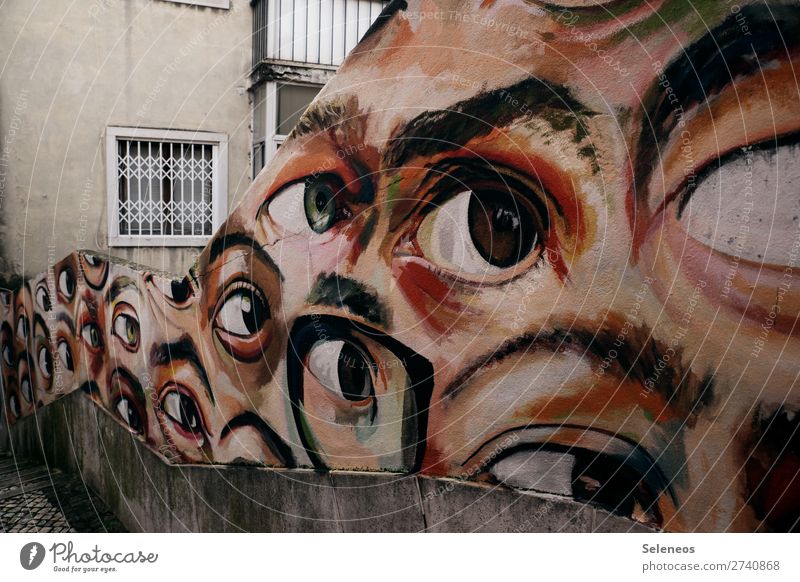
0 0 384 281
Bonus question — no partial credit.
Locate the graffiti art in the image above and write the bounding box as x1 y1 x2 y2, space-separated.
2 0 800 532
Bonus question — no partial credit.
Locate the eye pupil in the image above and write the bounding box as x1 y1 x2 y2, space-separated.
304 179 337 234
315 191 327 212
468 190 539 269
336 343 373 401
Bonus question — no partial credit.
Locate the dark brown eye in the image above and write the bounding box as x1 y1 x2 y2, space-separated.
416 184 547 279
468 190 540 268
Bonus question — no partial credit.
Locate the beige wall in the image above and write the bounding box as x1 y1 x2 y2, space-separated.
0 0 252 279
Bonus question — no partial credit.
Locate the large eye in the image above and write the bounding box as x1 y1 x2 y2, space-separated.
678 141 800 264
266 175 349 236
112 310 140 351
58 268 76 300
16 316 28 342
35 285 51 312
416 187 547 278
80 323 103 351
213 281 271 361
115 396 143 435
160 386 206 443
288 315 434 472
56 339 74 372
488 448 662 525
306 340 374 403
37 345 52 379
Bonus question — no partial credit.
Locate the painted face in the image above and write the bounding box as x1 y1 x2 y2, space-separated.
194 230 296 466
208 0 800 531
104 272 164 447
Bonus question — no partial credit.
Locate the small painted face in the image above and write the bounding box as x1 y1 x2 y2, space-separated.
104 274 163 445
76 285 109 404
227 0 800 530
146 267 294 466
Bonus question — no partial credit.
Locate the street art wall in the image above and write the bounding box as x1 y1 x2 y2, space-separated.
2 0 800 532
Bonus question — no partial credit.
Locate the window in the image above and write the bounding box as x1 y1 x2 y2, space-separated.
253 82 321 176
159 0 231 9
107 127 228 247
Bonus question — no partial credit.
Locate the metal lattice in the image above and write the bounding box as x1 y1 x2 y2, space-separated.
116 140 214 237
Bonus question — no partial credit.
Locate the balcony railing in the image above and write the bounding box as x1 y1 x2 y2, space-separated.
252 0 388 68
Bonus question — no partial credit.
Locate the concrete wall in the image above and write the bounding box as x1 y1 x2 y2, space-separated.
0 0 252 279
4 390 648 532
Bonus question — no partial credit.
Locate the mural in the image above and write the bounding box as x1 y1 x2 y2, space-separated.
2 0 800 532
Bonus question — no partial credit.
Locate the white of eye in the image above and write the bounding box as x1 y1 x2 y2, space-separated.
306 340 373 401
116 398 131 424
57 341 72 371
489 449 576 496
217 293 252 336
21 378 32 403
681 142 800 264
58 270 73 298
16 317 27 340
9 394 19 418
266 183 311 237
2 345 12 366
38 346 51 379
307 340 346 395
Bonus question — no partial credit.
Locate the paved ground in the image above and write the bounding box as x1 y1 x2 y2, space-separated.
0 453 125 532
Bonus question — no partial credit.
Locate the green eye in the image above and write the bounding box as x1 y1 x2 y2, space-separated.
304 178 337 234
113 312 140 350
81 323 102 350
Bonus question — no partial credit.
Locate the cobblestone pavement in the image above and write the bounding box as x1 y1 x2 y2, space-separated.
0 453 126 532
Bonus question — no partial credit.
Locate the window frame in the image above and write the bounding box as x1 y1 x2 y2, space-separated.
256 81 322 172
106 126 228 248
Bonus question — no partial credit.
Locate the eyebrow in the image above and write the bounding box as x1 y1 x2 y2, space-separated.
442 316 714 422
383 77 595 168
206 231 283 281
306 273 391 327
636 5 800 188
110 366 145 402
56 313 76 336
106 276 140 304
149 335 214 405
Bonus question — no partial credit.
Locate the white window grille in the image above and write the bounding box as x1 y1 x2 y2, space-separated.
106 127 228 247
